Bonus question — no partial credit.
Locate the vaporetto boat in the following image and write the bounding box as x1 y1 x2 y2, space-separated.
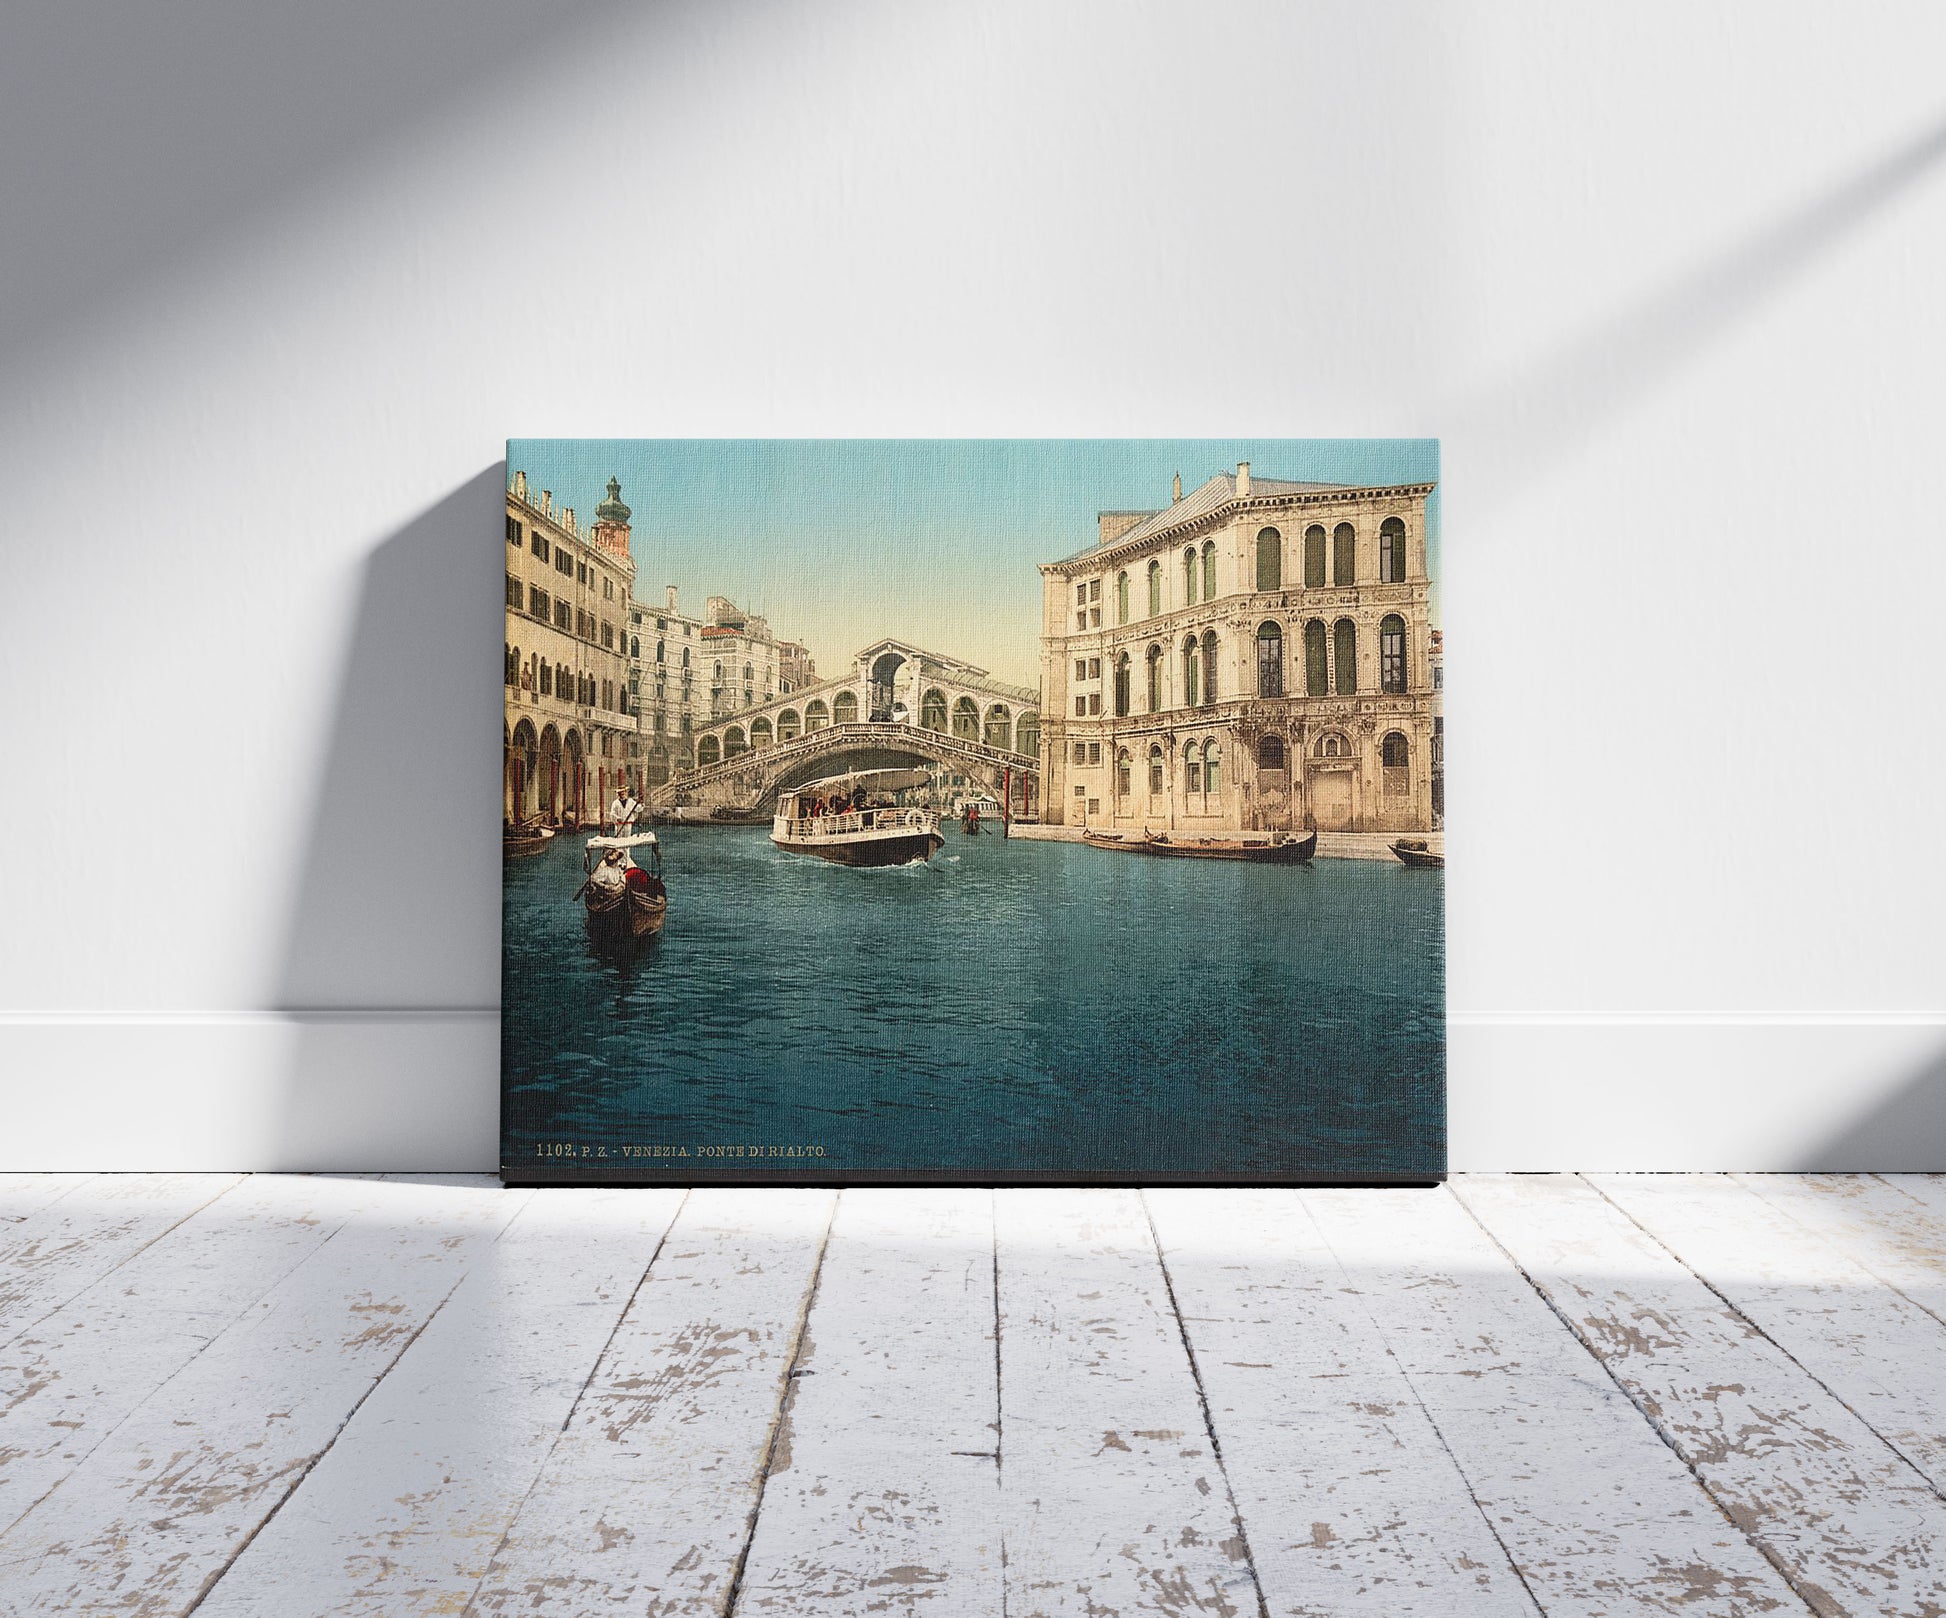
771 768 945 867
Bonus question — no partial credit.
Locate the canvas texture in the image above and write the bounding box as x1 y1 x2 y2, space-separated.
501 440 1444 1184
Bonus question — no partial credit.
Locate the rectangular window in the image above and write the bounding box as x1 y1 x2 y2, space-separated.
578 562 590 586
1076 583 1087 605
604 578 614 599
1076 612 1087 630
1073 742 1087 764
1087 658 1101 679
1088 579 1101 602
1086 798 1099 815
506 574 522 608
1074 696 1086 716
1074 785 1086 798
1089 608 1101 628
601 622 615 649
1087 693 1102 715
555 600 571 630
1087 742 1101 765
556 549 573 576
531 532 549 562
506 516 522 547
1074 659 1087 680
529 585 548 618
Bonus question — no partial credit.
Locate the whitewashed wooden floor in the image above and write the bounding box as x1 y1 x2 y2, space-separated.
2 1177 1944 1616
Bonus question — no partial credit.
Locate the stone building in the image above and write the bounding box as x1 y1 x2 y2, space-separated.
629 585 706 785
1037 463 1439 834
504 472 638 825
700 597 788 722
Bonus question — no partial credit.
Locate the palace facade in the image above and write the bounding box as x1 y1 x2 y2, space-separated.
505 472 639 825
1038 464 1439 834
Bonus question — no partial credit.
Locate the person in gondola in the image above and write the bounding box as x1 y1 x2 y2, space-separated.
606 786 642 837
589 846 629 896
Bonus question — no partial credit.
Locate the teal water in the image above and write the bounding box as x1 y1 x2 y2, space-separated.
502 827 1444 1178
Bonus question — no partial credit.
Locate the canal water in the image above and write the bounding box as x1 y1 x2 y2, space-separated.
502 826 1444 1179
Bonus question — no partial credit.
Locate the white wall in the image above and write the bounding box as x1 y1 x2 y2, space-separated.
4 0 1943 1171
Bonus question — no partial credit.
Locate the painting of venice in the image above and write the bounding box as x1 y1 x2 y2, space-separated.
502 440 1444 1183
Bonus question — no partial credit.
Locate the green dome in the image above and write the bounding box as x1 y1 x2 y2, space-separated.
595 476 631 525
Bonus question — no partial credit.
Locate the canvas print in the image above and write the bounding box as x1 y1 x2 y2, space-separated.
502 440 1444 1184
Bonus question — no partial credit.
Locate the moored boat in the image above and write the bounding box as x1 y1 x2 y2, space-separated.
504 822 555 859
772 768 944 867
1142 828 1317 863
1389 838 1444 868
1081 828 1149 852
578 832 668 943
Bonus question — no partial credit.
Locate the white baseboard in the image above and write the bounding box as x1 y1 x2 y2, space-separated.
1 1014 1940 1172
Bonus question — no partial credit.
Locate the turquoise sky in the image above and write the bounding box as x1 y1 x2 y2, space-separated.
506 440 1440 689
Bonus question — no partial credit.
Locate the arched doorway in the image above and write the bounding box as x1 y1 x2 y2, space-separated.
563 730 587 825
509 718 539 822
538 725 562 822
869 652 906 722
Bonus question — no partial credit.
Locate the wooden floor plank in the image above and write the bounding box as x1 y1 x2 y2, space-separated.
732 1188 1003 1615
0 1173 245 1348
0 1174 95 1223
1594 1173 1946 1499
995 1187 1261 1618
1734 1176 1946 1324
1458 1173 1946 1617
0 1175 404 1537
1147 1188 1539 1616
0 1175 526 1616
188 1186 686 1617
1304 1186 1806 1616
463 1186 837 1616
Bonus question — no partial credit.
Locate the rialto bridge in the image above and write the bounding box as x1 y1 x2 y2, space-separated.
656 639 1041 814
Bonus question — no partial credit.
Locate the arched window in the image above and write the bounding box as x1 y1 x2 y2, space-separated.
1381 731 1409 768
1256 735 1286 771
1148 743 1165 796
1183 546 1198 606
656 641 665 664
539 660 552 696
1304 620 1328 695
952 697 979 739
984 705 1012 749
1182 635 1200 708
1203 739 1221 796
629 636 639 658
1380 517 1406 583
1113 652 1130 717
1380 614 1407 692
724 726 747 757
1016 712 1040 758
1116 571 1129 625
1147 559 1162 617
1256 527 1282 591
505 644 518 687
1146 644 1163 711
1201 540 1215 601
750 718 773 749
1334 619 1358 695
698 735 721 765
714 661 723 680
1305 525 1327 588
1201 629 1218 705
921 688 948 731
1116 748 1132 798
834 690 859 724
778 709 802 741
681 648 690 669
1184 739 1202 796
1316 731 1348 759
805 699 829 732
1256 621 1283 697
1333 522 1357 585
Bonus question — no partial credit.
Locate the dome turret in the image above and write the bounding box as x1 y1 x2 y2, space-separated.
595 476 631 526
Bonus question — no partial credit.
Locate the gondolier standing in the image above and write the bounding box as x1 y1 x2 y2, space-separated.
606 785 642 837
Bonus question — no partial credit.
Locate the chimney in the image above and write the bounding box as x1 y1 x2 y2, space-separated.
1236 462 1250 497
666 585 679 614
1172 471 1182 503
541 489 553 515
512 470 527 500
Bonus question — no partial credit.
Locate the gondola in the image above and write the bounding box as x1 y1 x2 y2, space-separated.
1080 828 1150 853
503 822 554 859
579 833 669 944
1389 838 1445 869
1142 828 1317 863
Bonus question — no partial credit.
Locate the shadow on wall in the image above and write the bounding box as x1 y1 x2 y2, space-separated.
270 468 506 1171
1795 1045 1946 1173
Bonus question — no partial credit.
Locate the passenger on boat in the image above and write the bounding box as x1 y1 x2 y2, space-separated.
589 847 629 895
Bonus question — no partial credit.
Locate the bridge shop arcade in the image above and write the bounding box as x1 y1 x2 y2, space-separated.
673 639 1042 818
